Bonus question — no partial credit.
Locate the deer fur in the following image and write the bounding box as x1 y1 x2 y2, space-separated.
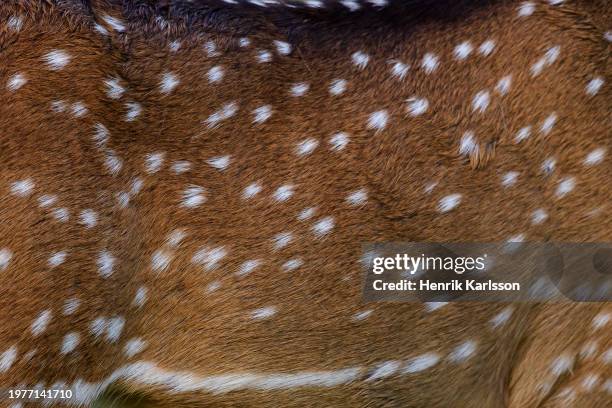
0 0 610 407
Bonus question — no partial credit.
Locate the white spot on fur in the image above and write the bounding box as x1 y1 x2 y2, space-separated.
367 110 388 132
352 51 369 69
133 287 147 308
181 185 206 208
581 374 600 391
124 338 147 358
166 229 187 248
424 302 448 312
205 41 219 57
159 72 179 94
104 77 125 99
92 317 109 338
584 148 606 166
424 181 437 194
205 102 238 128
478 40 495 56
60 332 80 354
116 192 130 208
97 250 115 278
130 178 143 196
51 100 67 113
448 340 477 363
403 353 440 373
329 79 347 95
346 189 368 206
496 75 512 95
236 259 261 277
282 258 303 272
207 66 224 83
102 151 122 176
540 113 557 135
274 40 292 55
7 73 27 91
102 14 125 32
192 246 227 271
0 345 17 373
296 138 319 156
144 152 165 174
502 171 519 187
541 157 556 175
31 310 52 336
298 207 317 221
341 0 361 11
93 123 109 146
43 50 71 70
11 179 34 197
38 194 57 208
206 281 221 293
125 102 142 121
406 97 429 116
253 105 272 123
514 126 531 143
7 16 23 32
207 155 231 171
454 42 473 60
106 317 125 343
389 60 409 79
585 77 603 96
239 37 251 47
472 90 490 113
273 185 294 202
518 1 535 16
48 251 67 268
251 306 277 320
459 131 479 156
71 102 88 117
273 232 293 250
531 46 560 76
421 53 439 73
151 250 173 273
531 209 548 225
555 177 575 198
257 50 272 63
312 217 335 237
329 132 349 151
353 310 373 321
52 207 70 222
290 82 310 97
550 354 574 376
0 248 13 271
243 182 262 199
491 306 514 328
169 41 181 52
63 298 80 315
507 234 525 245
94 23 109 36
438 194 461 213
592 313 610 330
79 209 98 229
171 161 191 174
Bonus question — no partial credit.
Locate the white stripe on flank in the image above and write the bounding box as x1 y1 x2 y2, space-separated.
58 361 364 404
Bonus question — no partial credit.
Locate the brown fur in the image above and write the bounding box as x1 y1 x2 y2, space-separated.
0 1 610 407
